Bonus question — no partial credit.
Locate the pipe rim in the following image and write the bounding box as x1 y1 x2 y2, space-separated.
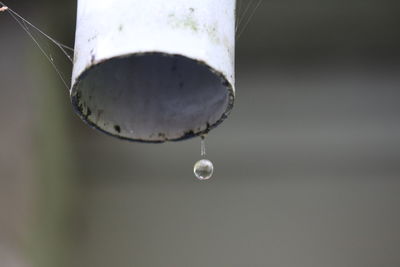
70 52 235 143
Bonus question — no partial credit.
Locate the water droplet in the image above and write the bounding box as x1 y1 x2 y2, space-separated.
194 159 214 180
201 136 206 156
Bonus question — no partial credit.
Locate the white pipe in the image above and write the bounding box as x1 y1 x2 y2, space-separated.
71 0 236 142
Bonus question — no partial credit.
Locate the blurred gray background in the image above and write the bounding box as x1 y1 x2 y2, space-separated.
1 0 400 266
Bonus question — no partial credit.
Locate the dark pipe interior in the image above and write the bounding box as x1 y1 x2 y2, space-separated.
71 53 233 142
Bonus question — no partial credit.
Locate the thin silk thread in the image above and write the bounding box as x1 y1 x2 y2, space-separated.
0 1 73 91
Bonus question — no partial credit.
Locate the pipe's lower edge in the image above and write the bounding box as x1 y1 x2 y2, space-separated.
70 52 235 143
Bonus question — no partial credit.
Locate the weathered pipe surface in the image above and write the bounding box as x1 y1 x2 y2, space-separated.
71 0 236 142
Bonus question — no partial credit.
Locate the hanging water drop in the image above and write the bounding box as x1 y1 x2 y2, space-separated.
194 136 214 180
194 159 214 180
201 136 206 157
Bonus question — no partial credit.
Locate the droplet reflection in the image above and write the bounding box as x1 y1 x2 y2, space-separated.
194 159 214 180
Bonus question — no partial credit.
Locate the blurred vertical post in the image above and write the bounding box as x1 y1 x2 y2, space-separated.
28 1 78 267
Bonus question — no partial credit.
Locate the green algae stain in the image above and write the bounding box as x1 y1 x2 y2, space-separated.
206 22 220 44
183 17 198 32
168 8 199 33
167 9 223 44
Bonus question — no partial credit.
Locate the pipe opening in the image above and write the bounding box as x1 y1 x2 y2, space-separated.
71 53 234 142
